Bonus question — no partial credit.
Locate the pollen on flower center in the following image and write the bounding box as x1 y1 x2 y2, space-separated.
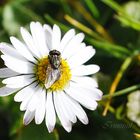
34 57 71 91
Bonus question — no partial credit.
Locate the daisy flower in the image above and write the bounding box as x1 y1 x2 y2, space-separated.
0 22 102 132
127 90 140 127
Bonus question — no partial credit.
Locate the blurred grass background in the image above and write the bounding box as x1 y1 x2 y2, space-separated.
0 0 140 140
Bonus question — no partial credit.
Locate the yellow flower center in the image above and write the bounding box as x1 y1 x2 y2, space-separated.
35 57 71 91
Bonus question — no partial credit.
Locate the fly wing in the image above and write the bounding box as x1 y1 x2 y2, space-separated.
45 65 61 89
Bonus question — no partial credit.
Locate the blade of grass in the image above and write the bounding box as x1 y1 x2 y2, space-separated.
100 102 115 113
102 83 140 99
134 133 140 139
59 0 72 14
64 15 105 41
87 38 131 59
70 1 113 42
102 56 133 116
45 14 70 31
102 0 140 31
85 0 100 18
102 0 124 13
14 3 44 23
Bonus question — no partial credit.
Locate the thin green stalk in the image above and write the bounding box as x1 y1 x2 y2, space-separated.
103 57 133 116
102 83 140 99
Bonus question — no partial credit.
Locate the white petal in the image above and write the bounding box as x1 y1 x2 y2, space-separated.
35 90 46 124
27 87 42 112
23 110 35 125
30 22 49 56
20 27 41 58
63 43 86 60
68 46 95 69
19 84 38 111
0 68 18 78
43 24 52 33
71 76 98 88
10 37 36 62
52 25 61 50
0 86 19 97
59 29 75 52
70 81 102 101
45 92 56 133
60 91 77 123
14 83 36 102
3 75 35 88
1 55 34 74
0 43 26 61
62 33 85 59
20 93 34 111
63 93 88 124
71 64 100 76
54 92 72 132
65 83 98 110
43 25 52 51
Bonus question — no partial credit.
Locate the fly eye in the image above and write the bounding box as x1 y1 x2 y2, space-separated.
49 50 61 56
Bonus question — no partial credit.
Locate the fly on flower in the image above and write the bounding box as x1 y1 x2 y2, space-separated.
0 22 103 133
45 50 61 89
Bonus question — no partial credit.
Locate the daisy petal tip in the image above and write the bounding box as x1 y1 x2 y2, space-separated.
96 90 103 100
53 24 58 28
94 65 100 73
1 55 5 60
93 48 96 53
0 43 5 48
65 125 72 133
9 36 14 41
81 32 85 38
20 27 25 33
88 45 95 52
35 119 41 125
82 117 89 125
23 119 29 126
20 105 25 111
2 80 6 84
47 125 55 133
53 24 61 32
10 36 17 44
30 22 36 29
14 95 18 102
30 21 35 25
72 117 77 123
71 29 75 33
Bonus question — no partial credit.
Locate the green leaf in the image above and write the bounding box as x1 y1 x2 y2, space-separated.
86 38 131 60
15 123 59 140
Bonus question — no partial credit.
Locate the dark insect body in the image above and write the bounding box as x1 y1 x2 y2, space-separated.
45 50 61 88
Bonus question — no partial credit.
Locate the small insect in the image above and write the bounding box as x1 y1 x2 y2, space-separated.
45 50 61 89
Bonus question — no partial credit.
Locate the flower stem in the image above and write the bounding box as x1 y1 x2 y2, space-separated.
102 56 133 116
102 83 140 99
